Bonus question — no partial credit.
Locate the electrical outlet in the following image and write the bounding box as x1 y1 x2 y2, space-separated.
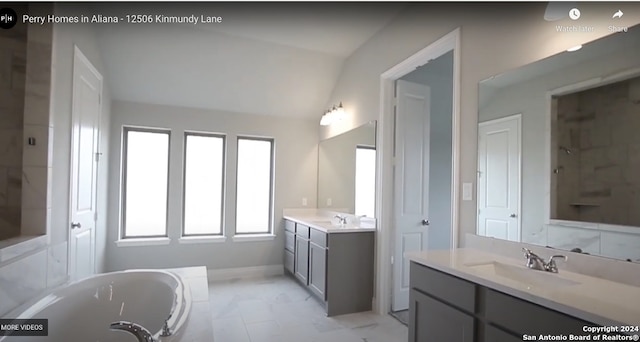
327 198 332 206
302 197 307 206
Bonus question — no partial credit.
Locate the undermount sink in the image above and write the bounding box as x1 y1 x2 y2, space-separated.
310 220 355 228
466 261 581 288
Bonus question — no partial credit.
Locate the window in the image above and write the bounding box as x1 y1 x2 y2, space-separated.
183 133 225 236
122 128 170 238
355 145 376 218
235 137 274 234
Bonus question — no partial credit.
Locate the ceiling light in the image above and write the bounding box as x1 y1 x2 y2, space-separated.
566 45 582 52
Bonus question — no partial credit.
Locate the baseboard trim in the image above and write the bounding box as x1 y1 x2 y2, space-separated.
207 264 284 282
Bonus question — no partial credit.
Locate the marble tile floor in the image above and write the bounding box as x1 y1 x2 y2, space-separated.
209 275 408 342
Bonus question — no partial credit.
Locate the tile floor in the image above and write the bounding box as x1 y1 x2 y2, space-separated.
208 275 408 342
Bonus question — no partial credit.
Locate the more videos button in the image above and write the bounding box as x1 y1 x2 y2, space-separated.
0 319 48 337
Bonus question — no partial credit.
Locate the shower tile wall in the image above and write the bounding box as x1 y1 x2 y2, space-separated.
0 16 27 241
555 76 640 227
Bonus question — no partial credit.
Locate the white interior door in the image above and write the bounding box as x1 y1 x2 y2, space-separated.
69 46 102 281
392 80 430 311
477 114 521 242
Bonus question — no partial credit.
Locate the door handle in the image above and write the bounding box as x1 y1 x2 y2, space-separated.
71 222 82 229
510 214 517 218
421 219 430 226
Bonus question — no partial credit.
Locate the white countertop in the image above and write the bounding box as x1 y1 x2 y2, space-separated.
406 248 640 326
283 215 376 233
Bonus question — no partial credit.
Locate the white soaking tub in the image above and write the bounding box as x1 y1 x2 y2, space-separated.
0 270 191 341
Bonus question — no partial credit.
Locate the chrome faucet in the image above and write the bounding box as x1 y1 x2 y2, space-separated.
110 321 155 342
334 215 348 225
522 248 567 273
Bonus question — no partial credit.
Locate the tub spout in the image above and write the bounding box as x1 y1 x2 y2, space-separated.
110 321 155 342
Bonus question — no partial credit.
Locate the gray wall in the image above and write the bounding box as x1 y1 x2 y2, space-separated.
401 51 453 249
106 101 318 271
319 2 640 244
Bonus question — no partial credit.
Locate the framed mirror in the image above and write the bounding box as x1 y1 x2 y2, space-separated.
317 121 376 217
477 26 640 262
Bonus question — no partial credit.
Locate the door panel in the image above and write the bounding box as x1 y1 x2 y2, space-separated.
393 80 431 311
477 115 521 242
69 47 102 281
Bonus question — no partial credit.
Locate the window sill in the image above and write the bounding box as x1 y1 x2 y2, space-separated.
179 236 227 244
115 237 171 247
232 234 276 242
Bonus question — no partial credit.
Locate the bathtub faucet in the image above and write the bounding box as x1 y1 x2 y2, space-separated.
110 321 155 342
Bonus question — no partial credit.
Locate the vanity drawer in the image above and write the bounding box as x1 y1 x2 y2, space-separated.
285 231 295 252
410 262 476 313
310 228 327 248
285 220 295 233
296 224 310 238
484 288 590 336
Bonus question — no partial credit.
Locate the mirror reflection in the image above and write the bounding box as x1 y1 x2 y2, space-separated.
318 122 376 217
477 26 640 262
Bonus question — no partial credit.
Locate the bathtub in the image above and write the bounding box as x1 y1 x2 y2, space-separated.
0 269 191 341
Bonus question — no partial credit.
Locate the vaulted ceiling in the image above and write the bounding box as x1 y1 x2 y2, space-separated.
90 3 405 119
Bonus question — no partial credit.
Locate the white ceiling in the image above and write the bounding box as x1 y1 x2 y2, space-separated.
90 3 404 119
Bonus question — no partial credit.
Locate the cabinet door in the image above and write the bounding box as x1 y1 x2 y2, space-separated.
485 324 522 342
284 250 294 274
409 289 474 342
294 235 309 284
309 242 327 300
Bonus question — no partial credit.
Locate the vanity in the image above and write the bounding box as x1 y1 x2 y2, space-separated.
282 215 375 316
406 248 640 342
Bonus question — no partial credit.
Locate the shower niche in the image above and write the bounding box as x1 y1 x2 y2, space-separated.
551 75 640 226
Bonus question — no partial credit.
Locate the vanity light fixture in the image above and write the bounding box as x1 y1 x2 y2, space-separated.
319 102 346 126
566 45 582 52
320 109 332 126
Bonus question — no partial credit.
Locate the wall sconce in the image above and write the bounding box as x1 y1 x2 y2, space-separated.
320 102 346 126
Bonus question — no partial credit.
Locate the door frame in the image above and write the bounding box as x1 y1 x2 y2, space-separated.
376 28 461 314
476 113 522 241
67 45 103 280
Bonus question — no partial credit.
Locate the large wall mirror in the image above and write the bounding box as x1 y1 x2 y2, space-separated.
317 121 376 217
477 26 640 262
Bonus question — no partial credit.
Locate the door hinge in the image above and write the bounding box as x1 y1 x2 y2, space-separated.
391 255 394 265
95 152 102 162
94 212 98 221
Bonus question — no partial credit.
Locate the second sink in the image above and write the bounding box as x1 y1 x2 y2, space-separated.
466 261 581 288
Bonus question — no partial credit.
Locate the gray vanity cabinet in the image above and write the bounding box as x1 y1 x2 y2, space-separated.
284 219 375 316
409 261 604 342
294 224 310 284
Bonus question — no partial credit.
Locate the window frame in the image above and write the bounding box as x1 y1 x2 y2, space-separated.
121 126 171 239
234 136 275 235
181 131 227 237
